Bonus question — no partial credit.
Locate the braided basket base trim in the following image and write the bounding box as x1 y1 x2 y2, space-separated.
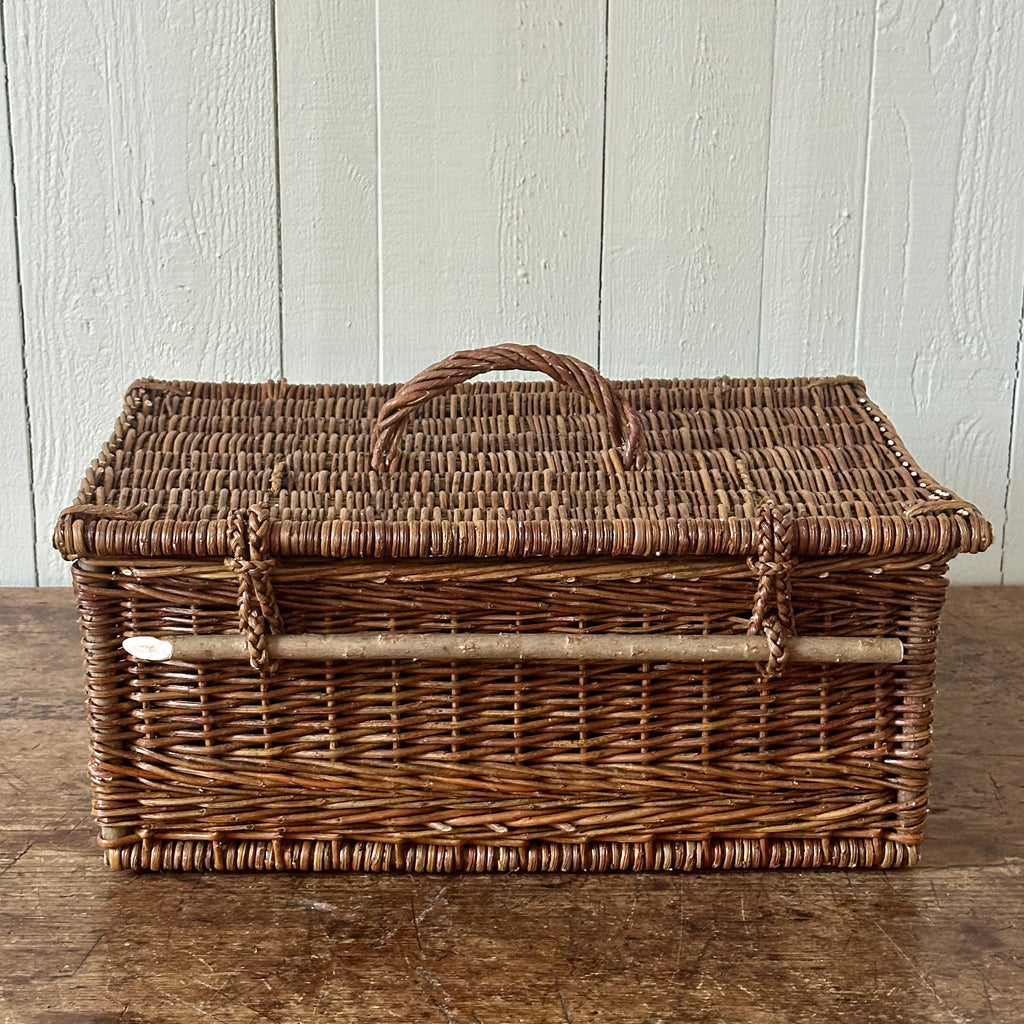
104 836 918 872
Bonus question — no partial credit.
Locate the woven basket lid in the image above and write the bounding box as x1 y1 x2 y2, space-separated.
53 345 991 563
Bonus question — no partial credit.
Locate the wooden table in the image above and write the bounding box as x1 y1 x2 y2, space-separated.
1 587 1021 1023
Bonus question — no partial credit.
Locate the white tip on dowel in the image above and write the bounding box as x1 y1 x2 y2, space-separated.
123 635 175 661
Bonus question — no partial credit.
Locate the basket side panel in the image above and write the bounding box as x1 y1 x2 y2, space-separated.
73 562 143 848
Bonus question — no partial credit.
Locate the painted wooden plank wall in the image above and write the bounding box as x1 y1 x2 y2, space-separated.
0 19 35 585
757 0 875 378
376 0 606 380
0 0 1021 586
601 0 775 382
854 0 1024 585
278 0 378 383
3 0 282 586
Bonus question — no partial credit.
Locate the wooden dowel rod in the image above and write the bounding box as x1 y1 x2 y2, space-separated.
123 631 904 665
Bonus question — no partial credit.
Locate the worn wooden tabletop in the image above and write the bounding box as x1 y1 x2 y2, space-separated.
1 587 1021 1023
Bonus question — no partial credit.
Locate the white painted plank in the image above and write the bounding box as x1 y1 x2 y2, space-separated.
5 0 281 585
0 25 35 585
758 1 875 378
278 0 379 384
377 0 605 384
1002 334 1024 584
600 0 775 382
856 0 1024 585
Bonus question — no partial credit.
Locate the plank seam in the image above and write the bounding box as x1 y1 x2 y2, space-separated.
999 284 1024 583
270 0 285 377
374 0 384 383
754 0 780 376
596 0 610 373
0 0 38 586
852 0 881 376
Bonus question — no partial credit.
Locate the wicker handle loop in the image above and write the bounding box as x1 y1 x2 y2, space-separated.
370 344 646 471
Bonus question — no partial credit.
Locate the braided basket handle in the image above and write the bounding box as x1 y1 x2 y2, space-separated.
370 344 646 471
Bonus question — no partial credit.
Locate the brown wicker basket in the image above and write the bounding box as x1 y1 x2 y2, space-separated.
54 345 990 871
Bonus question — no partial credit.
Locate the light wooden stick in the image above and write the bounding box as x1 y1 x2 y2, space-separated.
122 631 904 665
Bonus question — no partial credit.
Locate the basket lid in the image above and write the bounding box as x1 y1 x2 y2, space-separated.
53 345 991 563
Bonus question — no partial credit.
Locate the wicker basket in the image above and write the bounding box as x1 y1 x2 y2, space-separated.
54 345 990 871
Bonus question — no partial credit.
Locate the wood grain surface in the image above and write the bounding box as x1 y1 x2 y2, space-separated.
0 586 1021 1023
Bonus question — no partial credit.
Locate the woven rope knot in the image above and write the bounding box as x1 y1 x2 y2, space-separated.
226 507 283 673
747 558 788 579
747 503 796 678
232 558 268 579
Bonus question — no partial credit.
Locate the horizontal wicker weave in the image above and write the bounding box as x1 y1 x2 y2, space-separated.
55 345 991 871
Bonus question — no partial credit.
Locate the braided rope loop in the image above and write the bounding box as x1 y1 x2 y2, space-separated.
226 506 283 673
747 502 797 677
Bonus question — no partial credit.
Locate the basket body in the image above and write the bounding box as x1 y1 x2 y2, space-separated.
56 355 990 871
74 554 948 871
